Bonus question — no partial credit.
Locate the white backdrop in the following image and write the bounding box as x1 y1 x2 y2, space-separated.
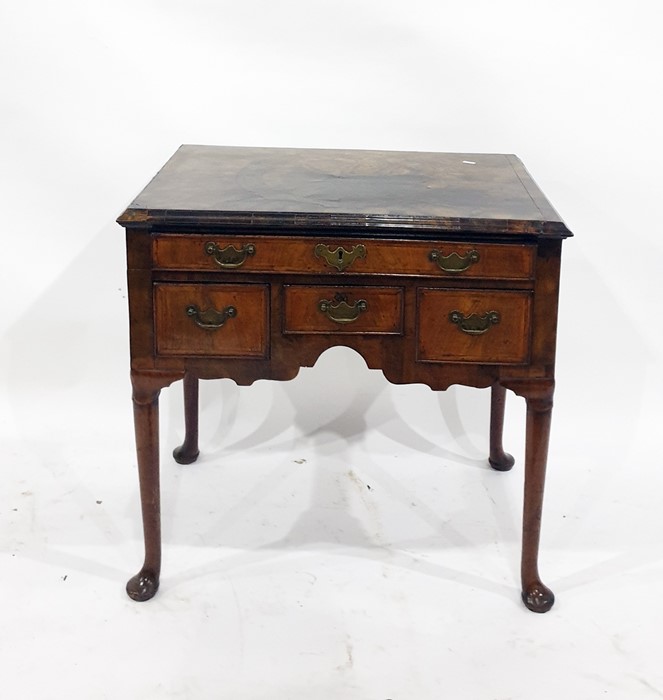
1 1 663 698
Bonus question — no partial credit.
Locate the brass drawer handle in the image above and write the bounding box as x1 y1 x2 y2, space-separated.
314 243 366 271
429 249 480 273
205 242 256 268
318 295 368 324
449 310 500 335
186 304 237 330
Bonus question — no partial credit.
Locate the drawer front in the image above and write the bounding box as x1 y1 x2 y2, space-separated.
417 289 531 364
154 283 269 357
153 234 535 280
283 285 403 334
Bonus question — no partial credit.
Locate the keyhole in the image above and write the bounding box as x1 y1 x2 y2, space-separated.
338 249 344 262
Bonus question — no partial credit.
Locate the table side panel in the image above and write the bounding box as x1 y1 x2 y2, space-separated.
528 238 563 369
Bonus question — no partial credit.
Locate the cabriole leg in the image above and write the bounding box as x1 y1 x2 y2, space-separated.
126 370 182 601
173 372 200 465
521 390 555 612
126 376 161 601
488 382 515 471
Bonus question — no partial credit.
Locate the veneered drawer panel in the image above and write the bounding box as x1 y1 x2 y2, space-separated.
417 289 531 364
154 283 268 357
153 234 535 279
154 235 320 273
361 241 534 279
284 286 403 334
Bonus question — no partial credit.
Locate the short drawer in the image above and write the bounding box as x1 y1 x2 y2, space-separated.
417 289 531 364
283 285 403 334
153 234 535 280
154 283 269 358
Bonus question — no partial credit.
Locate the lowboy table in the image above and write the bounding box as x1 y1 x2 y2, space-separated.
117 145 572 612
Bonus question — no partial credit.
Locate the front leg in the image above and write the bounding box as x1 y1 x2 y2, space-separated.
126 370 182 602
173 372 200 465
488 382 515 471
520 389 555 612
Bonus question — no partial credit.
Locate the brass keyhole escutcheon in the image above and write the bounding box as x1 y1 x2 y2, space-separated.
314 243 366 271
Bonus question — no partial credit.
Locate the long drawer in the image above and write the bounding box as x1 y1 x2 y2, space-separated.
153 234 535 280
